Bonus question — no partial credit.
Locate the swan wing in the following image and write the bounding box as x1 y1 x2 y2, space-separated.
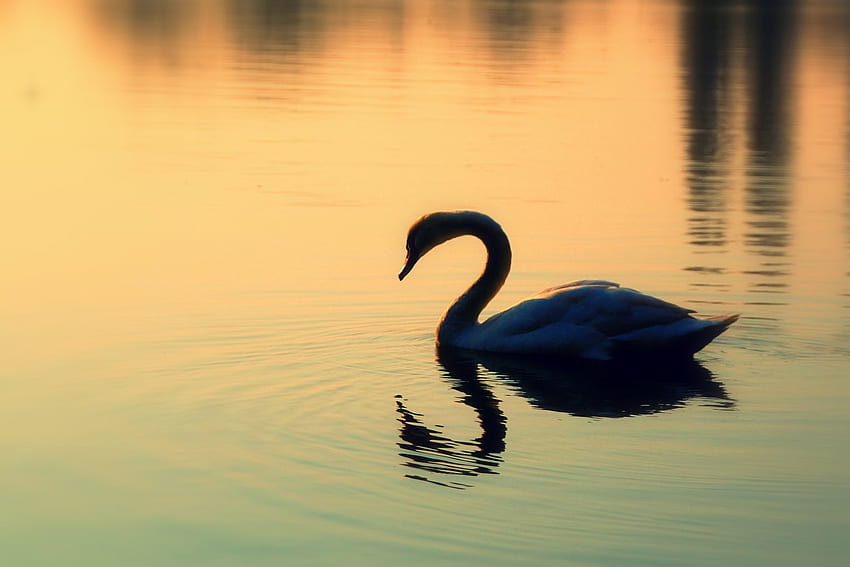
469 319 612 360
471 281 703 358
487 281 694 334
537 279 622 293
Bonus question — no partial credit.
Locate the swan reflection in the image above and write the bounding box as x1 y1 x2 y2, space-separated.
398 347 733 489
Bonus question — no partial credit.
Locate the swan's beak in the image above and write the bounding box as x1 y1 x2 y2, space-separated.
398 253 418 281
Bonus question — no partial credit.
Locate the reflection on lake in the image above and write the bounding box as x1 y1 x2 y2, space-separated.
399 347 733 489
682 0 798 298
3 0 850 565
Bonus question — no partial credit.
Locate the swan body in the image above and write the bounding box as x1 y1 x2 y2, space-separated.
398 211 738 361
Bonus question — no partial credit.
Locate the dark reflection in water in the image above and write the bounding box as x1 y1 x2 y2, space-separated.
225 0 332 102
682 0 796 302
227 0 325 55
90 0 571 83
681 1 798 300
471 0 567 82
396 349 507 490
398 347 732 489
681 1 733 263
742 1 795 295
94 0 191 64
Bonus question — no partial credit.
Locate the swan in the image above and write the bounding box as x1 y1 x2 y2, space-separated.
398 211 738 360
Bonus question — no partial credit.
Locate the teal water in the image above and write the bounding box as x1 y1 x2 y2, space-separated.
3 1 849 565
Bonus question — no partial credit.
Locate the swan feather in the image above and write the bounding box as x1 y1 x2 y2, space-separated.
466 281 711 359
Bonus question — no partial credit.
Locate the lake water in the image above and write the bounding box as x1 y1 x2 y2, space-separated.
3 0 849 565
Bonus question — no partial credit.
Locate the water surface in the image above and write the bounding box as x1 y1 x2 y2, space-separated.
3 1 849 565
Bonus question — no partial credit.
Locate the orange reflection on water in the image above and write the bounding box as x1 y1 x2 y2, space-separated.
1 0 849 336
1 3 850 562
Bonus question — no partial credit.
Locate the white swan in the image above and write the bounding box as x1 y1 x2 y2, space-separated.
398 211 738 360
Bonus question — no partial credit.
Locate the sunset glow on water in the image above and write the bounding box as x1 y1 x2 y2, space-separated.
3 1 849 565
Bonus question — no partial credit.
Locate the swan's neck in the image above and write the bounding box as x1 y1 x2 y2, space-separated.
439 221 511 342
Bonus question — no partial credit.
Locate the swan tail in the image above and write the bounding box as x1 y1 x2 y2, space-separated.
611 313 739 358
680 313 739 353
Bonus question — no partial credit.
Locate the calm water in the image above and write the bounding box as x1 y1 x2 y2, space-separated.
3 0 850 565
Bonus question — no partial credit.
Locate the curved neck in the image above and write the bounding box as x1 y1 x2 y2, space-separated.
440 220 511 336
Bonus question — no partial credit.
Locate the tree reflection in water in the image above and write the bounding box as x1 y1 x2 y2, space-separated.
398 347 733 489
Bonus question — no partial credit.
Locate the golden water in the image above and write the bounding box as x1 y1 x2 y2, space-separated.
2 1 849 565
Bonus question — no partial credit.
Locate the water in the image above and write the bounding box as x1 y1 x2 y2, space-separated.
3 0 849 565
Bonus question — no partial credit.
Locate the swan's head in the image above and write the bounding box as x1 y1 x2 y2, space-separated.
398 211 496 280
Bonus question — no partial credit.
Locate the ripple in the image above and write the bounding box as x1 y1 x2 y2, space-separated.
116 294 438 496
